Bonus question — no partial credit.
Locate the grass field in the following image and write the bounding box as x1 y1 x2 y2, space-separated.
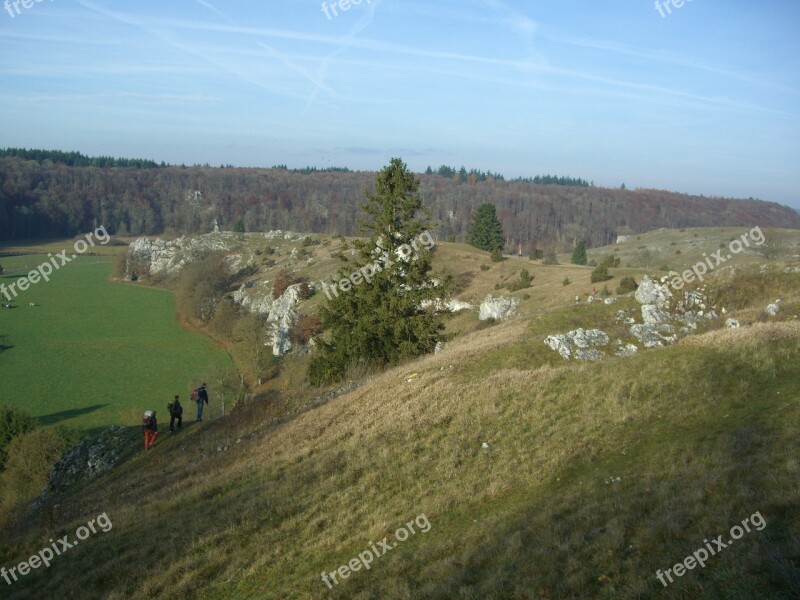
2 232 800 598
0 250 233 431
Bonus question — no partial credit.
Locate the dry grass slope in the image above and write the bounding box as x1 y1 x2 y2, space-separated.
4 232 800 599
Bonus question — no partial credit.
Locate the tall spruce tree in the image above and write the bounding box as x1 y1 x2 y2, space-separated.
571 240 588 265
468 203 504 252
308 158 447 386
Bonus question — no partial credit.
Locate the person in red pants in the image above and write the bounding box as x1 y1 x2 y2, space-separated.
142 410 158 450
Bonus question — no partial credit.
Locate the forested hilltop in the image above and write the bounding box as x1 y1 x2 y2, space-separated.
1 153 798 250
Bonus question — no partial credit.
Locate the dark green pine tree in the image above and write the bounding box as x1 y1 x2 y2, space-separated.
571 240 588 265
308 158 448 386
468 203 504 252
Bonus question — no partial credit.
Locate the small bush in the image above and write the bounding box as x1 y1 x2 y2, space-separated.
298 282 313 300
272 270 296 299
562 277 571 286
542 249 559 265
480 264 490 272
292 314 323 346
617 276 637 294
490 249 504 262
453 271 475 294
0 428 68 529
0 406 39 471
590 264 612 283
529 249 544 260
508 269 534 292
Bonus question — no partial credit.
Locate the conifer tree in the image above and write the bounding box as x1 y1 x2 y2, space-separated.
571 240 588 265
468 203 504 252
308 158 447 386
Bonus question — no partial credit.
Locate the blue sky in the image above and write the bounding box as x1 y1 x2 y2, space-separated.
1 0 798 205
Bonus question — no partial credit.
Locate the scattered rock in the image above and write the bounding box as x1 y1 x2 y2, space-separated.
642 304 671 325
765 303 780 316
630 323 676 348
479 295 519 321
615 344 639 357
726 318 740 329
31 426 135 513
634 275 672 308
544 328 609 360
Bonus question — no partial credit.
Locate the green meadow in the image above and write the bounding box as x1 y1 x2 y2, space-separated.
0 250 232 431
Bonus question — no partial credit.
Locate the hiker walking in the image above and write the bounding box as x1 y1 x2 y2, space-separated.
196 383 209 422
168 395 183 432
142 410 158 450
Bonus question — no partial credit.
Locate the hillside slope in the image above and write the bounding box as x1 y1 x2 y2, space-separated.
3 265 800 599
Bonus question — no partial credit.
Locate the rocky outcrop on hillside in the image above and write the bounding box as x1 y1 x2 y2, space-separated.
125 230 302 278
544 328 610 361
479 295 519 321
127 231 313 356
544 275 720 361
30 426 136 513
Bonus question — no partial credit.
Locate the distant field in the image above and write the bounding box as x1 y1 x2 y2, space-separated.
0 249 233 431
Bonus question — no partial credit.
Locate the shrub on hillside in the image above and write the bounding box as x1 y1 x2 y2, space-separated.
508 269 534 292
292 314 323 346
0 428 67 530
543 248 559 265
272 270 299 299
175 252 231 323
490 249 504 262
590 264 612 283
453 271 475 294
617 276 637 294
297 282 313 300
0 406 39 471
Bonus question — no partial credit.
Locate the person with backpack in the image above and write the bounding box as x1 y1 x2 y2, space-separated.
196 383 209 422
167 395 183 432
142 410 158 450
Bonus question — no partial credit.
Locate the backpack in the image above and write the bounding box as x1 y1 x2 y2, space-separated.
143 410 154 427
191 388 198 402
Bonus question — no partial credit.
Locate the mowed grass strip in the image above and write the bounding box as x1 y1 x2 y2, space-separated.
0 253 232 430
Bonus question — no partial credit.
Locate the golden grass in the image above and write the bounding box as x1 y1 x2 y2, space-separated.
677 320 800 348
5 241 800 599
